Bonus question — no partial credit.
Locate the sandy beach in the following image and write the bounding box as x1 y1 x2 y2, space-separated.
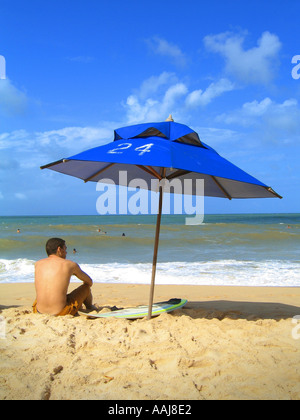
0 282 300 400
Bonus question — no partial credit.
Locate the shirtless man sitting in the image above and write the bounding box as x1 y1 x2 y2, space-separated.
33 238 95 316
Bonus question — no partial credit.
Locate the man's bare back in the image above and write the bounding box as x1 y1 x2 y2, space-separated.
34 238 94 315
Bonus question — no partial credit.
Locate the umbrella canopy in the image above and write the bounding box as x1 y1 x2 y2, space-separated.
41 119 282 319
42 120 281 199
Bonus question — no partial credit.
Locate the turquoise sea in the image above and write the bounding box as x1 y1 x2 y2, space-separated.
0 213 299 286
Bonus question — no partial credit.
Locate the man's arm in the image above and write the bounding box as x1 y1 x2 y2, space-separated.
72 263 93 287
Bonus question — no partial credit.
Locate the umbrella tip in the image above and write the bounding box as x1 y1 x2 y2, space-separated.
165 114 174 122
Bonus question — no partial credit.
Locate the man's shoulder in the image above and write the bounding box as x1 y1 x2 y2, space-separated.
65 259 78 266
35 257 48 267
36 256 77 267
64 259 80 272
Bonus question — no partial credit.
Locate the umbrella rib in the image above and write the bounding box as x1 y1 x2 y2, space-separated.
40 158 67 170
167 169 191 180
84 162 115 183
264 186 283 199
210 176 232 200
136 165 162 180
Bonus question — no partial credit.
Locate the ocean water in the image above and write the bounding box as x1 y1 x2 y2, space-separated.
0 214 299 287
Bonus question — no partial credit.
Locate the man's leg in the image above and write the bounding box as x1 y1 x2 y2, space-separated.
83 287 93 309
67 284 94 311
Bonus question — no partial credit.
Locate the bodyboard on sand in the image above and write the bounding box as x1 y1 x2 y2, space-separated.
79 298 187 319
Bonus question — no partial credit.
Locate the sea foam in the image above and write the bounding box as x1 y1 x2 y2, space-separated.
1 258 299 287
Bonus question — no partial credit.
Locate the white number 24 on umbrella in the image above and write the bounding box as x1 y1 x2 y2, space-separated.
108 142 154 156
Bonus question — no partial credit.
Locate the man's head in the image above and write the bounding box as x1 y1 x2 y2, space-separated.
46 238 67 258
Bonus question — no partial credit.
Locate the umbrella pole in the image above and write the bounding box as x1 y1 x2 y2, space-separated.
147 176 164 320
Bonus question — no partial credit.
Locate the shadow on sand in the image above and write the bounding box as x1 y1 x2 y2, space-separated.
0 304 22 310
179 300 300 321
1 301 299 322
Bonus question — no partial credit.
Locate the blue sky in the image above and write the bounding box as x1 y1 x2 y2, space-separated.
1 0 300 215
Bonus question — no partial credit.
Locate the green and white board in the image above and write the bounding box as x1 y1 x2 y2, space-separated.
79 298 187 319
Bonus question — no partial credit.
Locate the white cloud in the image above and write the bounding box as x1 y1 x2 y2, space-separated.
35 126 112 151
138 72 178 99
126 95 158 124
186 78 234 107
0 125 115 176
147 36 187 66
126 82 188 124
218 97 299 125
0 129 30 150
125 72 235 124
0 78 28 116
192 125 239 147
164 83 188 107
204 31 282 84
217 97 300 144
241 97 273 116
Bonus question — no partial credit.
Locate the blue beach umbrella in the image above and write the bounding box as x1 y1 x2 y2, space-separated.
41 117 281 319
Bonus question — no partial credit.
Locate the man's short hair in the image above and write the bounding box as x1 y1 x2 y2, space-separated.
46 238 66 256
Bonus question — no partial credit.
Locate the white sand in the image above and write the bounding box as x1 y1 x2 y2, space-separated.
1 283 300 400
